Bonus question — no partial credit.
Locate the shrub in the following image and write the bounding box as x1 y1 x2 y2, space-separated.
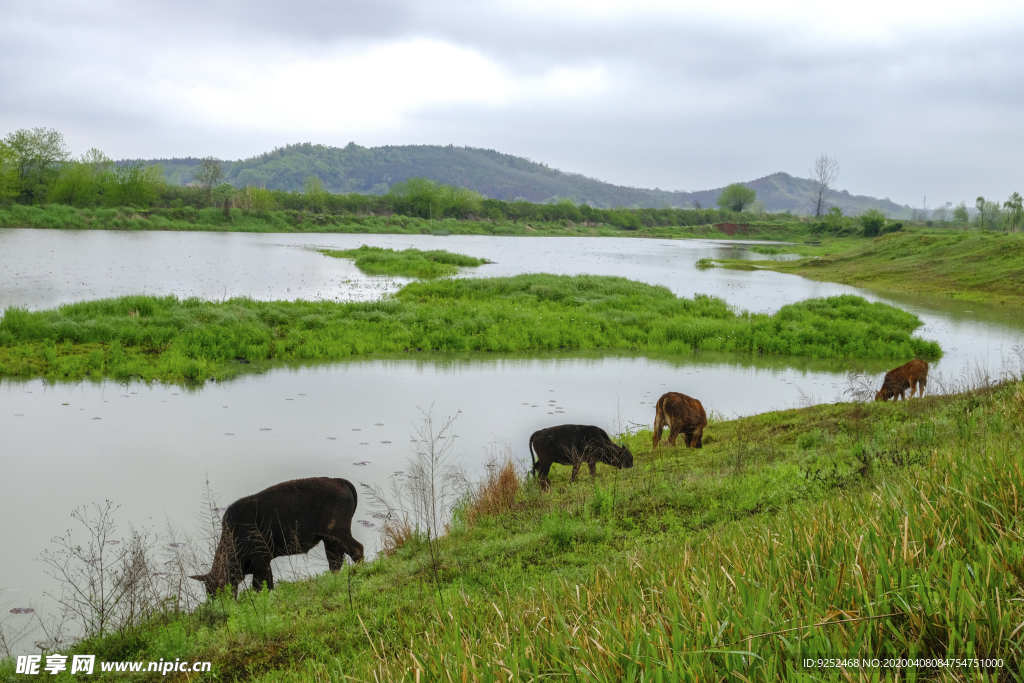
861 209 887 237
796 429 822 450
715 183 757 212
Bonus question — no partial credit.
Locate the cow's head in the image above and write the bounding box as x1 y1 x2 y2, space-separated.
190 548 242 598
608 443 633 469
190 569 241 598
874 386 892 402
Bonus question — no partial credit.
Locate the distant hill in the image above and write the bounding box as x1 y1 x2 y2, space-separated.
141 143 912 216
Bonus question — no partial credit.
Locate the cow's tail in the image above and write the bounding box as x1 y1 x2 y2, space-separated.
528 433 537 476
652 396 666 447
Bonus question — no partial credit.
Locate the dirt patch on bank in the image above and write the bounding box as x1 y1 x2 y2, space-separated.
715 223 751 236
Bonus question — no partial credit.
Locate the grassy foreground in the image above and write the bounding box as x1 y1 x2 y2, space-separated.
12 379 1022 681
0 276 940 382
319 245 490 278
717 229 1024 305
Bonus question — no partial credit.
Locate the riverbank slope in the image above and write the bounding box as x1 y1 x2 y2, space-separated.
7 378 1018 681
718 229 1024 306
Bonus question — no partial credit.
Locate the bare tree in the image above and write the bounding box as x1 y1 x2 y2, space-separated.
38 501 159 639
811 154 840 217
364 407 466 606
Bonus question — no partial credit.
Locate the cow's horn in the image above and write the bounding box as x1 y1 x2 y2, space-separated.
189 574 207 582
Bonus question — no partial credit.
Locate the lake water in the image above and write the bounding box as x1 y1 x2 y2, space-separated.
1 229 1021 644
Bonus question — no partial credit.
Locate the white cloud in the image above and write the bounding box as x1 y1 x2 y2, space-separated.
159 40 607 137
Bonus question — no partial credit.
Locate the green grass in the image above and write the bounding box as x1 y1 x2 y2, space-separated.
14 379 1021 681
0 203 822 241
716 228 1024 305
0 276 940 382
319 245 490 278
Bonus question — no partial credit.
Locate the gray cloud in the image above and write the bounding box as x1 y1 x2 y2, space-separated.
2 0 1022 205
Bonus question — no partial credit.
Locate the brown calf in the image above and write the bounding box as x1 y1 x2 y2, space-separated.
652 392 707 448
875 360 929 401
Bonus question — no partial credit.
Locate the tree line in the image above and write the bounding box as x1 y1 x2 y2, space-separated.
0 128 763 228
4 127 1018 231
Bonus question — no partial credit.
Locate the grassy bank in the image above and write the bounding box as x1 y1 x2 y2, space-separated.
0 276 940 382
319 246 490 278
0 203 819 241
10 379 1021 681
717 229 1024 305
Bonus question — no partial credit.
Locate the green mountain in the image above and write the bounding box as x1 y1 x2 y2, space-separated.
143 143 912 216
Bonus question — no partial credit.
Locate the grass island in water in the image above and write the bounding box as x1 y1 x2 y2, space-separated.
0 274 940 382
319 245 490 278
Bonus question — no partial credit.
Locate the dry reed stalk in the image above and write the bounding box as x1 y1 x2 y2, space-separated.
466 458 520 527
379 513 417 558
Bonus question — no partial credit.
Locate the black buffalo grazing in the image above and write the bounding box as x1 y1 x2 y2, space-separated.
875 360 929 402
190 477 363 596
652 392 707 449
529 424 633 490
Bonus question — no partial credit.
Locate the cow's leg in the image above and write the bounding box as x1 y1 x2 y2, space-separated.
346 535 364 563
681 428 693 448
570 463 581 483
323 537 346 571
588 462 597 477
691 425 704 449
539 463 553 491
325 534 363 570
668 423 681 447
251 558 274 592
918 377 926 397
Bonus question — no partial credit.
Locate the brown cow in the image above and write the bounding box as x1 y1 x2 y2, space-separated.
652 392 707 448
191 477 363 596
875 360 929 401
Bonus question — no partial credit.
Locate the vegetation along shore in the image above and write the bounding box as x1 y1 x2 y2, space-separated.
716 229 1024 306
0 202 809 240
0 275 940 383
5 376 1018 680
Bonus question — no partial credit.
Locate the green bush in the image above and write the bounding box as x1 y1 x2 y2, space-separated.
861 209 887 237
715 183 757 212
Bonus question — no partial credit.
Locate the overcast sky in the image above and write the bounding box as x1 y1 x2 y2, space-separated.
2 0 1022 206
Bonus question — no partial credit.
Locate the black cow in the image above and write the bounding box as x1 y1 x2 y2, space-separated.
529 424 633 490
190 477 363 596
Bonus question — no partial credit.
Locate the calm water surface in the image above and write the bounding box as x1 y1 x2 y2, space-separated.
1 229 1021 637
